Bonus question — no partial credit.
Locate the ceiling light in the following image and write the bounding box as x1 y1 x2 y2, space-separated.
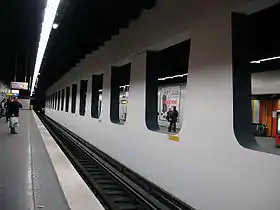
30 0 61 96
250 56 280 64
158 73 188 81
52 23 59 29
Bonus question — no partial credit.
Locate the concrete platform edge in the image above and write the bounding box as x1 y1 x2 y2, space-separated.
32 112 105 210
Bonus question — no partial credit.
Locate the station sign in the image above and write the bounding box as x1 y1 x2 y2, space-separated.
11 82 28 90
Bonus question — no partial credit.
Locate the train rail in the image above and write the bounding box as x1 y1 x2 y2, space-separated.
38 113 195 210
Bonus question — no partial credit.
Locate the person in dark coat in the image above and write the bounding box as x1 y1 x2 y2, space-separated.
168 106 179 132
5 97 22 134
0 98 6 118
166 108 173 123
4 97 12 122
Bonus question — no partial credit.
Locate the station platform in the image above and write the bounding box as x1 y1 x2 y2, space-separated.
0 110 104 210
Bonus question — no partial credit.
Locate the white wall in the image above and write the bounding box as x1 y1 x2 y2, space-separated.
45 1 280 210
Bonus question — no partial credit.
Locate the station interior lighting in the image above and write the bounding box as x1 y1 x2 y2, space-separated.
30 0 61 96
250 56 280 64
52 23 59 29
97 73 189 92
158 73 188 81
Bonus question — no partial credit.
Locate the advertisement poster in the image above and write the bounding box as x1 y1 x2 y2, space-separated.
159 86 181 122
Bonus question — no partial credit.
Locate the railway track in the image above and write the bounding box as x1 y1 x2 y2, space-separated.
38 114 195 210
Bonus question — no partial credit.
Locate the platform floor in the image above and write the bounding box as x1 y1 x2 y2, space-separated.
0 110 69 210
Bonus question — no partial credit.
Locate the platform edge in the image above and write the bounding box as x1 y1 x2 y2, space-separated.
32 112 105 210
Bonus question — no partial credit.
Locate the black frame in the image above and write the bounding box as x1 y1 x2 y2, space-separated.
65 86 70 112
110 64 131 124
61 89 65 111
79 80 88 116
91 74 103 118
71 84 77 114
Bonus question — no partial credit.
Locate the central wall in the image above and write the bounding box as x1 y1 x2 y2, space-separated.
45 1 280 210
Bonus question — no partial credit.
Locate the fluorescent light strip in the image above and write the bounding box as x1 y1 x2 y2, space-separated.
250 56 280 64
120 85 130 88
117 74 189 89
158 73 188 81
78 74 188 93
30 0 61 96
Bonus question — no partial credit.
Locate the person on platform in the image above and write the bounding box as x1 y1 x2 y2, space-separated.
5 96 22 134
168 106 179 132
4 97 12 122
166 108 173 122
0 98 6 118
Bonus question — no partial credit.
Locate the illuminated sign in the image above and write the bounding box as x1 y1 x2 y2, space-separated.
12 90 19 94
11 82 28 90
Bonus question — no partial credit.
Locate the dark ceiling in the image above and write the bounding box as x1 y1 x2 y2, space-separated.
0 0 45 86
1 1 280 97
36 0 157 96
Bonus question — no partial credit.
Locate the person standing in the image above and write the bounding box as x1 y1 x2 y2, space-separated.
168 106 179 132
166 108 172 123
4 97 12 122
0 98 6 118
5 97 22 134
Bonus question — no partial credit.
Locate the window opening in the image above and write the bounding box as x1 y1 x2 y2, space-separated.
232 6 280 155
91 74 103 118
55 92 58 110
52 93 55 109
65 86 70 112
110 63 131 124
71 84 77 114
146 40 190 134
57 90 61 111
61 89 65 111
79 80 88 116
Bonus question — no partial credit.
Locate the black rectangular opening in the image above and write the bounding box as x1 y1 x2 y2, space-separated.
79 80 88 116
71 84 77 114
55 92 58 110
65 87 70 112
52 93 55 109
91 74 103 118
57 90 61 111
110 63 131 124
61 89 65 111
